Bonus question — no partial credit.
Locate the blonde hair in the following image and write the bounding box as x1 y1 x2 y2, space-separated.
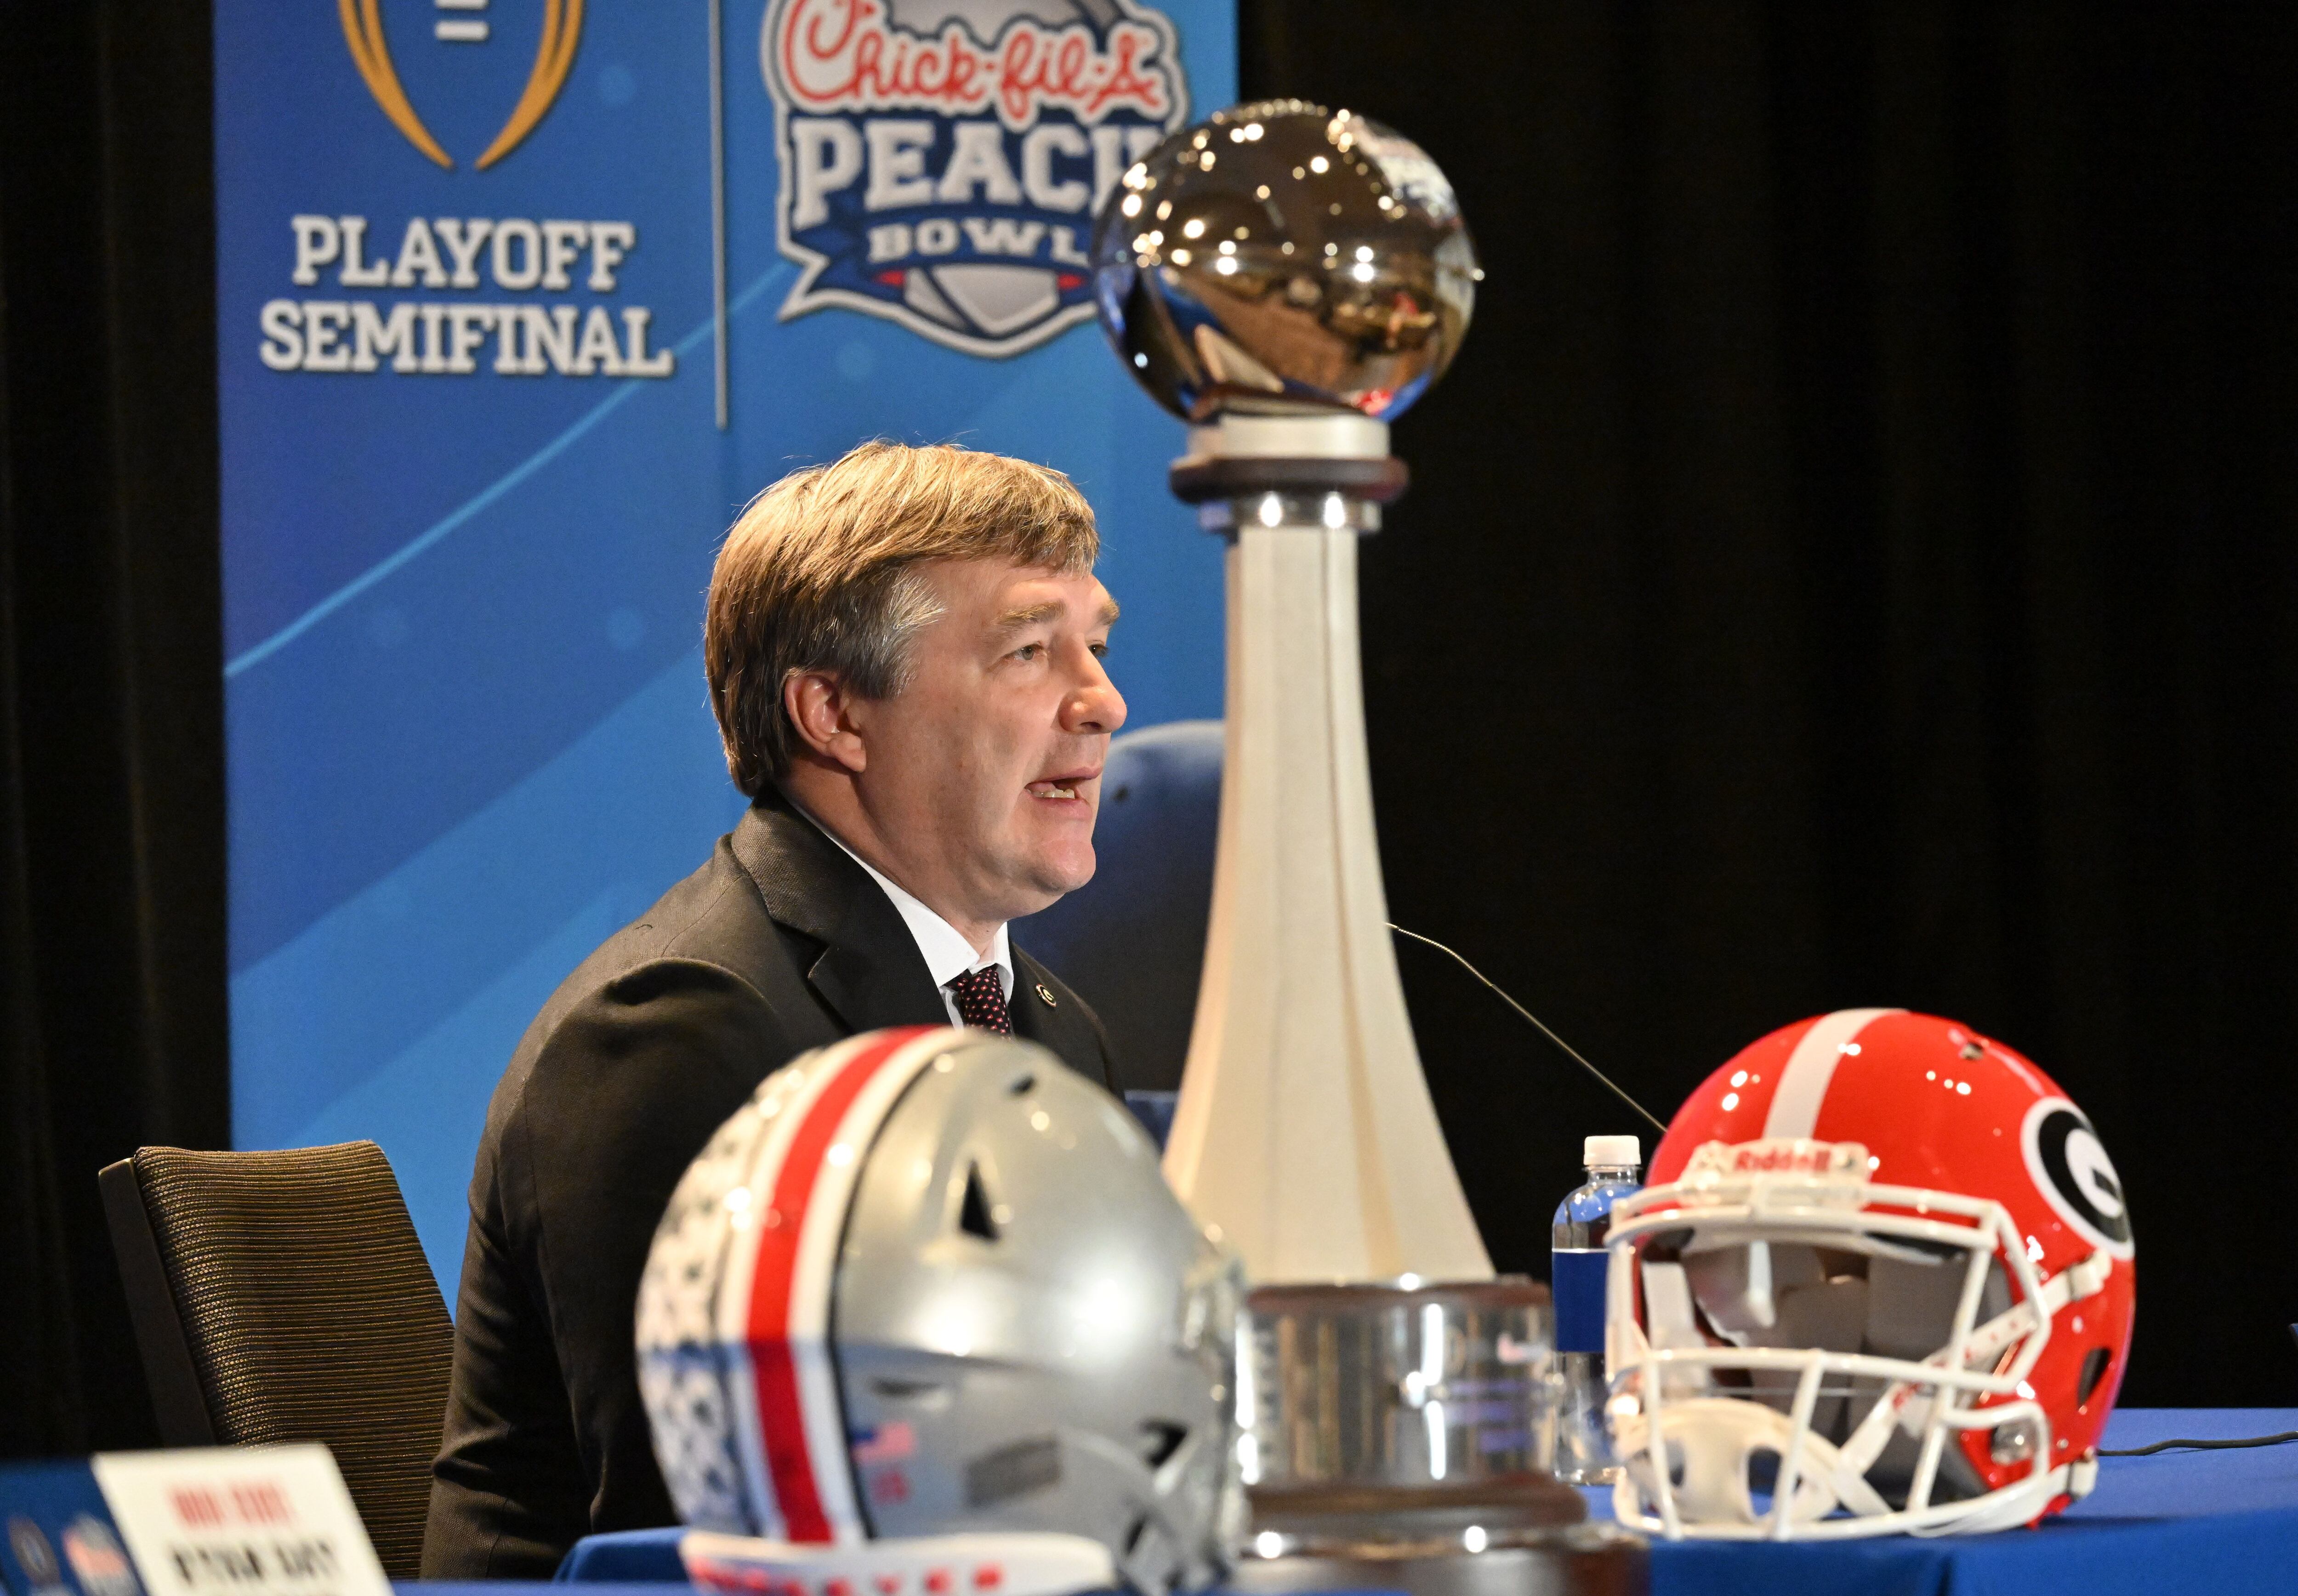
705 440 1099 795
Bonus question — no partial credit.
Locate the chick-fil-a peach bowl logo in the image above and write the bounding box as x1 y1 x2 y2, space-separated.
763 0 1188 356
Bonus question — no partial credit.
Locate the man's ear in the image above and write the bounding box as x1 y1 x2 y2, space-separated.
783 670 868 774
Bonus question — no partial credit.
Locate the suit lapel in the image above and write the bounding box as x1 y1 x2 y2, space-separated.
729 792 949 1034
1010 947 1113 1090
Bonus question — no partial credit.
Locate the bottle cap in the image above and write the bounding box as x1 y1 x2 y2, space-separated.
1584 1135 1641 1169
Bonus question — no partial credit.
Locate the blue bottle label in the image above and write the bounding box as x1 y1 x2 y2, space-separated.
1552 1247 1609 1354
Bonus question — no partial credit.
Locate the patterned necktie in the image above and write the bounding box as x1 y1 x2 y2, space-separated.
946 966 1012 1034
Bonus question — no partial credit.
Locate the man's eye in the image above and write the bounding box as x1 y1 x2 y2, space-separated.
1089 641 1109 659
1012 643 1041 662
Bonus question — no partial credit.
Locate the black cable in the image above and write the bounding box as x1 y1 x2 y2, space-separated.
1387 923 1668 1135
2097 1432 2298 1457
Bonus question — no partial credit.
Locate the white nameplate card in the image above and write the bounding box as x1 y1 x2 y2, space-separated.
82 1447 387 1596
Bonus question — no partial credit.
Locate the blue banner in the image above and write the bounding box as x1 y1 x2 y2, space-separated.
216 0 1233 1301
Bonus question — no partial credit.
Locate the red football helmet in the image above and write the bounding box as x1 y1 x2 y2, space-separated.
1603 1009 2136 1539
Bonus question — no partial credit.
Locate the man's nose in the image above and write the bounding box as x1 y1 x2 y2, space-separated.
1061 648 1127 735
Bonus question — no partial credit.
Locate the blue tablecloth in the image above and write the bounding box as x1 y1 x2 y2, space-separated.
1580 1407 2298 1595
490 1409 2298 1596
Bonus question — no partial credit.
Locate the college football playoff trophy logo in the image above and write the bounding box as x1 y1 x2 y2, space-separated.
339 0 583 170
763 0 1189 355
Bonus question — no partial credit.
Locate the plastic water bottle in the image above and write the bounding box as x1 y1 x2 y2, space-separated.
1552 1135 1642 1485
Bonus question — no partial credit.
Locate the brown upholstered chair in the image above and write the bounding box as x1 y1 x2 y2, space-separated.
98 1141 454 1579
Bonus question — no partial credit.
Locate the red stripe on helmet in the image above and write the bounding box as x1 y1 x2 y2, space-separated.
746 1027 938 1542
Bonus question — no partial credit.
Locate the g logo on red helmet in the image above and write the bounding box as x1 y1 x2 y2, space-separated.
2020 1097 2133 1260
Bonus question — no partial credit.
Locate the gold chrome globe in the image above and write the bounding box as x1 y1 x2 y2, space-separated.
1091 100 1479 423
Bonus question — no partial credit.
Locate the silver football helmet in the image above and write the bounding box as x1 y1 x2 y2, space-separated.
637 1027 1243 1594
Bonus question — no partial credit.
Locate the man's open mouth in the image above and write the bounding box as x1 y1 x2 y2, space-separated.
1026 773 1095 801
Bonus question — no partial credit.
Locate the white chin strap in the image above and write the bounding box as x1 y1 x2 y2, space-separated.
1615 1398 1893 1529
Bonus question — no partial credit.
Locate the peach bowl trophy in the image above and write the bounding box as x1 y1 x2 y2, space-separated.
1090 103 1644 1596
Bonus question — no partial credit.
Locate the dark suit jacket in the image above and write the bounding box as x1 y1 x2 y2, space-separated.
421 791 1115 1579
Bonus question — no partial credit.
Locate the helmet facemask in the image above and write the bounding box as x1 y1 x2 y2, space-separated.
1604 1139 2098 1540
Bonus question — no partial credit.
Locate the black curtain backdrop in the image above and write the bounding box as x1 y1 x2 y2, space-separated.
1 0 2292 1459
1241 1 2298 1407
0 0 228 1457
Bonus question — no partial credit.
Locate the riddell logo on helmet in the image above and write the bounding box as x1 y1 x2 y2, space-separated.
1686 1138 1870 1180
762 0 1190 355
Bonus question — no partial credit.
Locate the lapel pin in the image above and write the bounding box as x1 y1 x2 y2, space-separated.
1035 983 1057 1007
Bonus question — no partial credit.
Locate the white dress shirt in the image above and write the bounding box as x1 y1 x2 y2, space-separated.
800 807 1013 1028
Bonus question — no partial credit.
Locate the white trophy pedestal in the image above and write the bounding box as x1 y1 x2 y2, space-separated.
1158 413 1492 1288
1159 408 1650 1596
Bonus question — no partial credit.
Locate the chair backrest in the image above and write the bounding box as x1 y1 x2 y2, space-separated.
1014 719 1223 1092
98 1141 452 1579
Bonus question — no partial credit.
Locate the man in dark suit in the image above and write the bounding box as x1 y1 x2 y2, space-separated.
423 442 1127 1577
